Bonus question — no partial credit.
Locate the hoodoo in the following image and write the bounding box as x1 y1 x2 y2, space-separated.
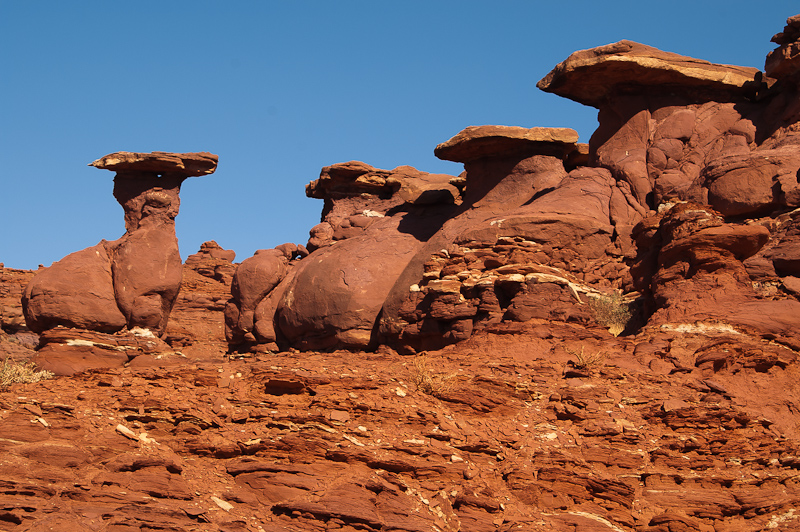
22 151 218 374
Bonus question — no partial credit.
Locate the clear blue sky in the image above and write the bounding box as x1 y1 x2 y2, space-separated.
1 1 796 269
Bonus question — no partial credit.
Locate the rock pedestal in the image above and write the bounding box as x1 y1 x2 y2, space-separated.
22 151 217 374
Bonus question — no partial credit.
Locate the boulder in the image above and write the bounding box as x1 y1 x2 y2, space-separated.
277 218 424 350
225 246 296 345
22 243 126 333
307 161 460 205
704 147 800 216
88 151 218 177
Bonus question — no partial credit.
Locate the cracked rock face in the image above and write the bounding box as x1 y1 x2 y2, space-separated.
23 151 218 341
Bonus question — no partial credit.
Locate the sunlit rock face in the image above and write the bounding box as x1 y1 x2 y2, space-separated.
227 15 800 356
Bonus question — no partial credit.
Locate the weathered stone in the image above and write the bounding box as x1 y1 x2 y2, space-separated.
434 125 579 163
88 151 218 177
22 244 126 333
538 40 761 107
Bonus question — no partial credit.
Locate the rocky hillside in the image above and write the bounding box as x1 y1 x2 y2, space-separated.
3 14 800 532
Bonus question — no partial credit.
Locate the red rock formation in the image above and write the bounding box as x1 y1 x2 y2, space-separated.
184 240 237 285
22 151 218 374
226 162 461 351
226 18 800 355
5 14 800 532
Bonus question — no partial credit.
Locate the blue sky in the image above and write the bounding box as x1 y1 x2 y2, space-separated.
1 1 796 269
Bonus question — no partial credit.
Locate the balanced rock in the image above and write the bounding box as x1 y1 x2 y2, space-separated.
88 151 218 177
224 16 800 355
23 151 218 342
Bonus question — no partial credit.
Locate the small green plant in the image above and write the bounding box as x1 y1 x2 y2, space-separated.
0 358 54 389
410 354 458 398
587 292 633 336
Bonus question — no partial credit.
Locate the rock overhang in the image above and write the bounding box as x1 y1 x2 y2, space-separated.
89 151 219 177
537 40 763 108
434 125 579 163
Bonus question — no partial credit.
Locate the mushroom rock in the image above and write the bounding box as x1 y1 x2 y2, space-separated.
304 161 461 249
93 151 218 335
23 151 218 340
538 41 764 209
307 161 461 212
230 16 800 355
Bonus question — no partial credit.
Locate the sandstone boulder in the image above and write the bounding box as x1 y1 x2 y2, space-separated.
225 246 297 346
22 243 126 333
704 147 800 216
89 151 218 177
277 219 424 350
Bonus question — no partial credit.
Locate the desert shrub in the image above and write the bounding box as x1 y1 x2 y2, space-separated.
0 358 53 389
410 354 458 398
566 345 607 369
587 292 633 336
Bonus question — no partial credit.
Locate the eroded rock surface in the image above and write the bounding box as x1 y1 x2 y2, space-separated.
2 325 800 531
227 162 461 351
4 13 800 532
223 17 800 357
